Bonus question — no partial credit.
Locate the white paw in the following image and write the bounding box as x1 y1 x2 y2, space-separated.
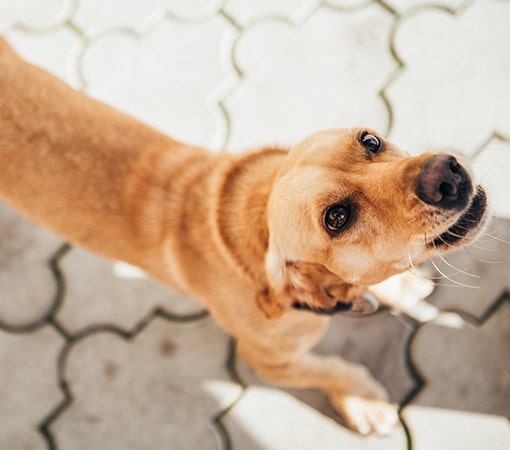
332 395 400 436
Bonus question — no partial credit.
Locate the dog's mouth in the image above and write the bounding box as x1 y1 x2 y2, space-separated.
428 185 488 248
292 300 352 315
292 292 379 316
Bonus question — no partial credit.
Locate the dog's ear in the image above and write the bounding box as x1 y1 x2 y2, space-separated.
258 244 355 319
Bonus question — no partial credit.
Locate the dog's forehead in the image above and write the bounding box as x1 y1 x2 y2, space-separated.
295 128 358 156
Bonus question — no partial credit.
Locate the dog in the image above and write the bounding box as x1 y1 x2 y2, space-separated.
0 37 489 435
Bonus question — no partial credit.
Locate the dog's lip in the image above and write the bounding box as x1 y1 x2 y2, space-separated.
292 292 379 316
292 300 353 315
428 185 487 248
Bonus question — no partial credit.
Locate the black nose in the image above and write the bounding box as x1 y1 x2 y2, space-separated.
416 154 472 210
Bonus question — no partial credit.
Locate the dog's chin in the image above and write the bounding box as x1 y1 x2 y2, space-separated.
427 185 489 250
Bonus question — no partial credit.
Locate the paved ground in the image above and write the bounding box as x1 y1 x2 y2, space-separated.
1 0 509 449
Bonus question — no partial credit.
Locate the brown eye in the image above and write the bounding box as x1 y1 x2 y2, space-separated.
360 131 382 153
324 204 350 234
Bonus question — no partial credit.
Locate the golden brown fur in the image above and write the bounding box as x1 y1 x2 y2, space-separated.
0 38 488 435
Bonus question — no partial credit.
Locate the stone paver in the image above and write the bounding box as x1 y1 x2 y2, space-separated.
81 16 237 150
58 248 204 333
224 387 407 450
0 326 64 450
0 0 72 31
73 0 222 35
409 299 510 417
0 203 62 329
472 137 510 218
224 3 395 152
223 0 314 26
4 27 82 88
52 317 239 450
387 0 510 155
425 218 510 318
1 0 509 449
402 406 510 450
385 0 466 13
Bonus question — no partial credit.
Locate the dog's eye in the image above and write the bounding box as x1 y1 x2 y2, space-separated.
324 204 350 234
360 131 381 153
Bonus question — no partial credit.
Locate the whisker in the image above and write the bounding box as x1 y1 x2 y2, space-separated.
463 247 506 265
479 232 510 245
429 258 481 289
434 253 479 279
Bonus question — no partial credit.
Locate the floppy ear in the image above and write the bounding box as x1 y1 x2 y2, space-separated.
257 244 355 319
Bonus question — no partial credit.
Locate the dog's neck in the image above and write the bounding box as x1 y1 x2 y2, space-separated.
214 148 288 287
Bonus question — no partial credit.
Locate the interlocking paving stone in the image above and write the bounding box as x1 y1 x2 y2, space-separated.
57 247 204 333
316 312 415 404
224 3 395 152
387 0 510 155
223 0 313 25
425 218 510 318
472 138 510 219
0 326 65 450
0 0 72 31
407 298 510 418
384 0 465 12
4 27 83 88
80 16 237 150
73 0 222 35
223 387 407 450
52 316 239 450
402 406 510 450
0 202 62 328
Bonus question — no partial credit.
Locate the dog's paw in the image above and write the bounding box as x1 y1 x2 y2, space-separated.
331 395 400 436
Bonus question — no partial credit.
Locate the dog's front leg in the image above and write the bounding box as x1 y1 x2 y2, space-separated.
236 337 399 435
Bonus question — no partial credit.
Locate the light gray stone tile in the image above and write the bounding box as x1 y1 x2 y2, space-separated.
3 28 83 88
223 0 315 25
0 202 62 328
53 317 239 450
81 17 237 150
425 218 510 317
388 1 510 155
409 300 510 417
0 0 72 32
224 386 407 450
472 138 510 219
225 4 395 153
385 0 465 13
316 312 415 403
57 247 204 333
73 0 222 35
0 326 64 450
403 406 510 450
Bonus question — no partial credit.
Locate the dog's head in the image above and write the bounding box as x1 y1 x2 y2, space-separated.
257 128 489 318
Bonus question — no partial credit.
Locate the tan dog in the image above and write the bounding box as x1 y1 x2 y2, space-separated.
0 38 489 435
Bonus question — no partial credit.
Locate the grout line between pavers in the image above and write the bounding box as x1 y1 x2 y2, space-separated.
0 243 70 334
37 306 210 450
211 338 248 450
379 0 476 139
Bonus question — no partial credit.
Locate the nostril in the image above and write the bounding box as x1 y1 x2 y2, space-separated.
439 180 458 200
416 154 472 209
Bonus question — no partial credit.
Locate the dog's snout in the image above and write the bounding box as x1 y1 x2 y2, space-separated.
416 154 472 209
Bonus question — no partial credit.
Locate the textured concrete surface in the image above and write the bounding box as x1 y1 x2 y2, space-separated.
0 1 509 449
